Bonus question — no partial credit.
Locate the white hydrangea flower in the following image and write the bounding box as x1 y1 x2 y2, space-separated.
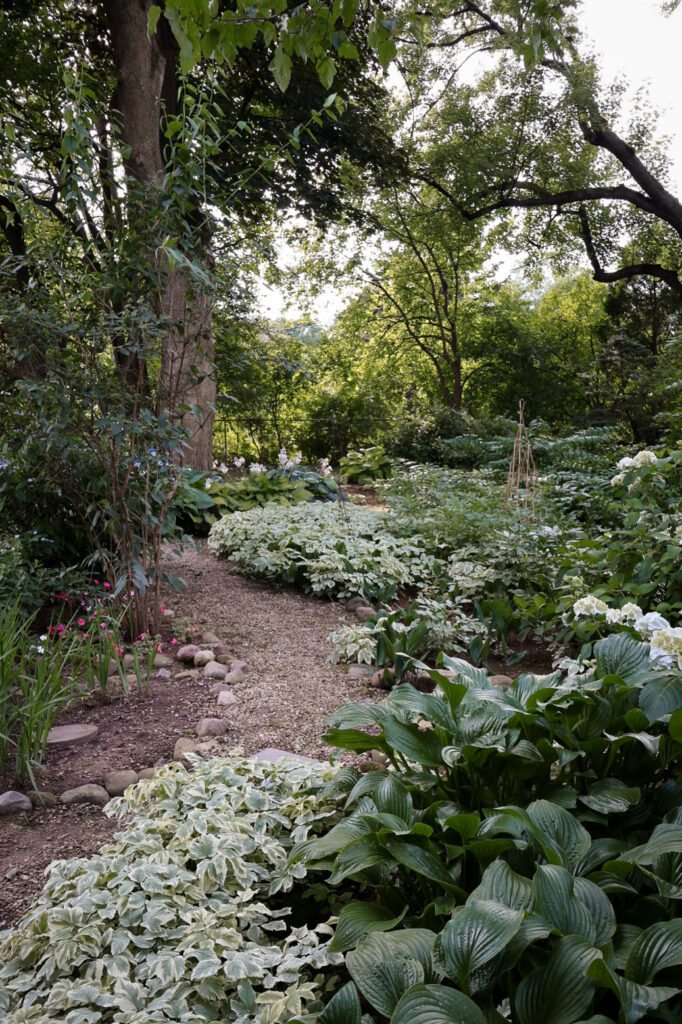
649 626 682 670
573 596 608 617
621 602 644 621
605 608 625 624
631 450 658 468
293 453 302 466
610 472 626 487
634 612 670 637
616 456 634 471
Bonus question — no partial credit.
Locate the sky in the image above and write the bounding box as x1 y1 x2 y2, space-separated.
257 0 682 326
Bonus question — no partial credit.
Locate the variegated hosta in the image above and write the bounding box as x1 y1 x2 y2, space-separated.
0 755 345 1024
207 504 438 598
292 633 682 1024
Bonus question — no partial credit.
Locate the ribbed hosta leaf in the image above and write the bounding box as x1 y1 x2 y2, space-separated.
318 981 363 1024
391 983 487 1024
329 902 408 954
434 899 523 991
580 778 641 815
534 864 596 942
624 919 682 985
470 860 535 912
594 633 649 683
515 936 600 1024
347 930 436 1018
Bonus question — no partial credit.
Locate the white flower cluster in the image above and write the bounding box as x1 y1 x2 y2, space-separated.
249 462 266 474
233 456 245 469
278 447 302 470
317 457 333 478
611 449 659 486
574 595 680 670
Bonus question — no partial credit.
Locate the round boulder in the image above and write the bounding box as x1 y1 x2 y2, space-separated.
203 661 227 680
60 784 109 807
217 689 237 707
201 631 222 646
104 769 139 796
194 650 215 667
196 717 229 739
0 790 32 815
176 644 200 663
46 723 99 748
174 737 198 760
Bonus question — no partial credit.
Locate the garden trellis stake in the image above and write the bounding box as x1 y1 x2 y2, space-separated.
506 400 537 518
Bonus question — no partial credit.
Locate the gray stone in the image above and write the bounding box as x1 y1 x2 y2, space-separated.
217 689 237 708
125 673 140 688
60 784 109 807
216 654 232 665
214 645 232 658
123 653 136 669
345 596 368 611
138 768 155 780
29 790 58 808
252 747 316 763
194 649 215 667
196 740 219 755
370 750 390 766
490 674 514 691
196 717 229 739
176 669 199 680
354 605 376 621
156 667 171 680
107 658 118 676
0 790 32 815
348 666 371 679
203 660 227 680
104 769 139 796
174 737 198 760
230 660 249 674
222 668 244 684
46 723 99 748
153 653 173 668
201 631 222 645
177 644 200 663
210 681 230 695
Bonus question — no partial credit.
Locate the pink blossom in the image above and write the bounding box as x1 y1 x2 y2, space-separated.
171 638 177 645
157 644 163 653
77 619 85 626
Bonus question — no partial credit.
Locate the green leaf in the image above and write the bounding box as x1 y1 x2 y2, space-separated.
270 44 292 91
385 839 460 891
624 919 682 984
434 899 523 992
534 864 596 941
587 958 678 1024
640 676 682 723
147 4 162 35
527 800 591 869
669 708 682 741
319 981 362 1024
594 633 649 683
391 983 487 1024
470 860 536 912
580 778 641 815
347 930 436 1017
573 877 617 946
330 902 408 954
383 718 442 767
515 936 601 1024
374 773 413 823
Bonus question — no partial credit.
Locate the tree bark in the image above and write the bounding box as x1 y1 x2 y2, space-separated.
103 0 216 469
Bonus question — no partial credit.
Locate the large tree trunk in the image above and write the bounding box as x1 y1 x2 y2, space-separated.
103 0 216 469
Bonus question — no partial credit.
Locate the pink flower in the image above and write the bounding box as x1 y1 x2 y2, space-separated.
171 638 177 645
94 579 99 585
159 606 164 613
103 582 110 590
77 619 85 626
100 622 106 629
157 644 163 653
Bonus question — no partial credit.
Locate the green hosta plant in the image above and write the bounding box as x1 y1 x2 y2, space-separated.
208 503 438 599
340 446 393 484
0 754 346 1023
292 633 682 1023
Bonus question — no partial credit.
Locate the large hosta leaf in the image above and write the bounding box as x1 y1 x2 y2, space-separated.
624 919 682 985
587 958 678 1024
619 824 682 865
580 779 641 815
329 902 408 954
319 982 363 1024
640 676 682 724
594 633 649 683
347 930 436 1018
383 718 443 768
526 800 592 869
534 865 596 942
434 899 523 993
391 983 487 1024
374 774 414 824
470 860 536 912
385 839 461 891
573 877 617 946
515 936 601 1024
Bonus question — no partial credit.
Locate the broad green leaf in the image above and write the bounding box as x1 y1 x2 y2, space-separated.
434 899 523 992
534 864 596 942
391 983 487 1024
620 824 682 865
624 919 682 984
470 860 535 912
385 839 460 891
587 958 678 1023
330 902 408 953
580 778 641 815
319 981 362 1024
573 877 617 946
594 633 649 683
374 774 414 823
383 718 442 767
347 931 436 1017
527 800 591 868
640 676 682 723
515 936 601 1024
669 708 682 742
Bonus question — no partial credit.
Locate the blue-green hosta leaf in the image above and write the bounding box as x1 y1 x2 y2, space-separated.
319 981 362 1024
640 676 682 724
470 860 535 912
624 919 682 985
513 671 562 706
328 836 387 883
390 983 487 1024
594 633 650 683
515 936 601 1024
385 839 461 891
387 684 456 732
534 864 596 942
345 770 391 808
441 812 481 840
324 727 386 754
580 779 641 815
587 958 678 1023
347 931 436 1017
619 824 682 865
374 774 414 823
573 877 617 946
576 838 629 875
527 800 592 869
434 899 523 992
643 850 682 898
329 902 409 953
439 656 489 688
383 718 443 768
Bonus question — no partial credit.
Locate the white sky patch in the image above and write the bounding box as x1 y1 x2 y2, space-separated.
257 0 682 326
